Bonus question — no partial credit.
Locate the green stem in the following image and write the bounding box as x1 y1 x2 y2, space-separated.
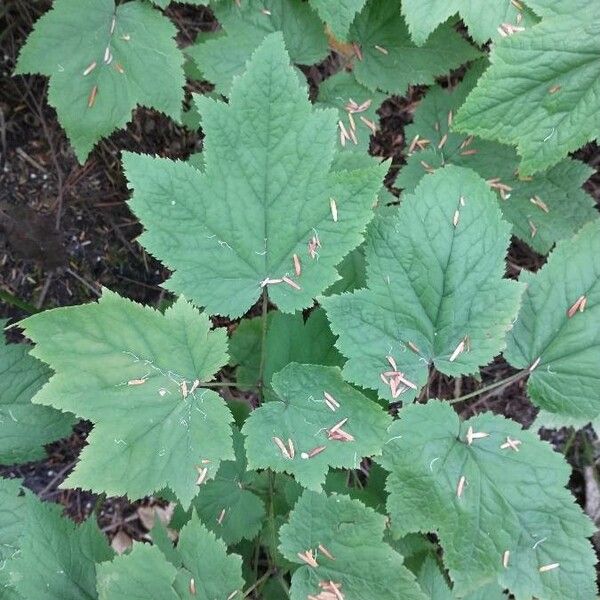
0 290 40 314
449 369 529 404
257 289 269 404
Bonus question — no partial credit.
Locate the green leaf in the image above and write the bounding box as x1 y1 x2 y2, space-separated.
504 220 600 422
397 65 599 254
416 555 507 599
279 490 426 600
171 514 244 598
401 0 535 45
243 363 391 490
348 0 481 95
12 494 113 600
0 326 74 464
15 0 184 163
230 309 342 401
454 8 600 175
125 33 386 318
187 0 328 95
0 478 26 599
309 0 366 40
191 428 265 545
323 166 523 402
325 246 367 295
380 401 597 598
97 544 179 600
97 514 243 599
21 289 234 509
316 71 386 155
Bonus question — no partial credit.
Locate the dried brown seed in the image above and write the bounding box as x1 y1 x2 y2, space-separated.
83 61 97 76
282 275 301 290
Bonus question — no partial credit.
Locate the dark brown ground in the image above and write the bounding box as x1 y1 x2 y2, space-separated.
1 0 599 571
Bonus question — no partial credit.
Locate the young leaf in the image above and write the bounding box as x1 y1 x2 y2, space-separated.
279 490 427 600
504 220 600 422
380 401 597 598
316 71 386 155
97 544 179 600
401 0 533 45
0 324 74 464
11 494 113 600
15 0 184 163
242 363 392 490
187 0 328 95
454 8 600 175
21 290 234 509
309 0 367 41
348 0 481 95
323 166 523 402
125 33 386 318
397 66 599 254
191 428 266 545
230 309 342 401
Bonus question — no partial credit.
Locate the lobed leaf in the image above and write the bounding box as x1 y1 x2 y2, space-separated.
401 0 535 45
15 0 184 162
0 324 74 464
187 0 328 95
323 166 523 402
348 0 481 95
21 290 234 509
242 363 392 490
380 401 597 598
397 64 599 254
454 8 600 174
125 33 386 318
505 220 600 423
279 490 426 600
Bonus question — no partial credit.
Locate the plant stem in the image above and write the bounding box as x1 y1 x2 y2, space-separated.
257 288 269 404
199 381 256 389
242 569 274 598
0 290 40 314
449 369 529 404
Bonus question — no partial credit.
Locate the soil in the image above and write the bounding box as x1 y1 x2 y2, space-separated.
1 0 599 574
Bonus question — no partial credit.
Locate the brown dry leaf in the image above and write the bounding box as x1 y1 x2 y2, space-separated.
110 530 133 555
